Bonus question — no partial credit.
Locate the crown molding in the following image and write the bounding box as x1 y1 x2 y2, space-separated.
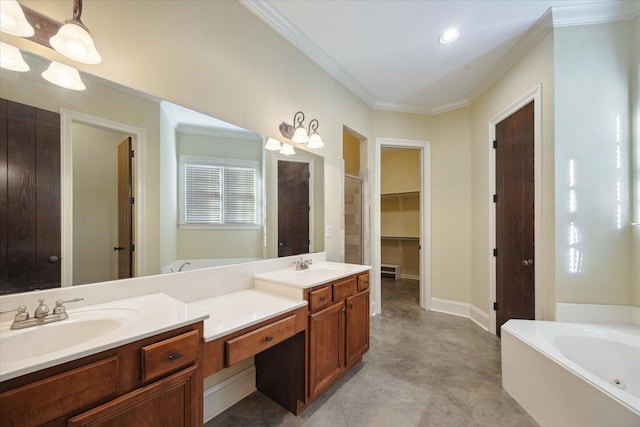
239 0 376 108
241 1 640 116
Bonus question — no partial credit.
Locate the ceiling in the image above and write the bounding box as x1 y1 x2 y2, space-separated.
242 0 639 114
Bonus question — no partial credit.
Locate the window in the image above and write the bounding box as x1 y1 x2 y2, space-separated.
180 156 260 227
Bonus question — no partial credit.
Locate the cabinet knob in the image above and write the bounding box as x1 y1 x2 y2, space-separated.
319 296 326 302
168 352 183 360
265 336 274 342
349 303 353 309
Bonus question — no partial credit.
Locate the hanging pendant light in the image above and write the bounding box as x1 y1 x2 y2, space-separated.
280 143 295 156
265 138 282 151
50 0 101 64
306 119 324 149
0 42 29 72
42 61 86 90
0 0 34 37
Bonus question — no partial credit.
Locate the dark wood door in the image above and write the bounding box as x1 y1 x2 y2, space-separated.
308 301 344 398
495 101 535 335
117 137 133 279
1 98 60 295
345 290 369 367
278 160 310 257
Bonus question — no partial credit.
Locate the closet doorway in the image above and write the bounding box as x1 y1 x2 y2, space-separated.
373 138 431 315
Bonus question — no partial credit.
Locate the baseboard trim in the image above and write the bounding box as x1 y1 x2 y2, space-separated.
400 273 420 280
430 298 489 331
203 366 257 423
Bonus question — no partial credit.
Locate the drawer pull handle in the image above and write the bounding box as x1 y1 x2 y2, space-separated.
265 336 274 342
319 296 326 302
168 352 183 360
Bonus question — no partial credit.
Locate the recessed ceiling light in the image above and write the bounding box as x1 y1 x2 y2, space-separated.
438 28 460 45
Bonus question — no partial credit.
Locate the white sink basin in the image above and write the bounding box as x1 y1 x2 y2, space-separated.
0 308 138 365
254 261 367 289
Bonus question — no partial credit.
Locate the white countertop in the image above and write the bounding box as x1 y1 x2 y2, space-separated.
0 293 208 382
253 262 371 289
187 289 307 342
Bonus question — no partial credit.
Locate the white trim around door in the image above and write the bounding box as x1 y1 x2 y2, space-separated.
60 109 147 286
372 138 432 315
488 84 543 335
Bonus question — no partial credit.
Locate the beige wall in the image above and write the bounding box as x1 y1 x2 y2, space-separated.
380 149 421 194
469 31 555 318
343 131 361 175
72 124 125 285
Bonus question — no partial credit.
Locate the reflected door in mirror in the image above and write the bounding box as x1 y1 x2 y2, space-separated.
1 99 61 295
117 137 134 279
278 160 310 257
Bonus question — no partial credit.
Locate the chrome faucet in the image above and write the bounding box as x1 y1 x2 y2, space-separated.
178 261 191 272
1 297 84 330
294 258 313 271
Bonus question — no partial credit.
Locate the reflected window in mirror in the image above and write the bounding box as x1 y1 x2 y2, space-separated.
179 155 261 227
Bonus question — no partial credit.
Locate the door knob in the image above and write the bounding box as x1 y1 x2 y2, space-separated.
114 246 125 251
48 255 60 263
522 259 534 268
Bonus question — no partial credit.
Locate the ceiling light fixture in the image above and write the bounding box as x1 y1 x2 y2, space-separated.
0 0 34 37
278 111 324 150
50 0 101 64
42 61 86 90
438 28 460 45
0 41 29 72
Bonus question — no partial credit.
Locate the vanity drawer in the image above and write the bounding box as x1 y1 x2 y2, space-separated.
357 273 370 292
333 277 357 301
309 286 332 311
226 314 296 367
141 330 199 382
0 356 120 426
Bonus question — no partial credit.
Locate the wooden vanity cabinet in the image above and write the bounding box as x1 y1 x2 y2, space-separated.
0 322 204 427
306 272 370 400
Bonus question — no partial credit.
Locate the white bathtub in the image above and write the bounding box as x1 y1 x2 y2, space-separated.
502 319 640 427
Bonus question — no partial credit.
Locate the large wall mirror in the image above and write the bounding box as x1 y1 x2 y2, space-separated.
1 49 324 295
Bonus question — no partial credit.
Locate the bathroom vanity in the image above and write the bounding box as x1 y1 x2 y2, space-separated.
0 260 371 424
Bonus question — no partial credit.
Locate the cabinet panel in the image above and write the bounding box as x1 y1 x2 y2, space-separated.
308 301 344 398
142 330 199 382
346 291 370 367
357 273 370 292
68 365 198 427
0 356 119 426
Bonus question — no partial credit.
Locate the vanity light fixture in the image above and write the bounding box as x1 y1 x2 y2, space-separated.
265 137 282 151
279 111 324 149
306 119 324 149
0 42 29 72
280 143 295 156
42 61 86 91
438 28 460 45
0 0 34 37
50 0 102 64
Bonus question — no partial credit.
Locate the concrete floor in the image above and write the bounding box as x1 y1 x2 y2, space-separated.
206 278 539 426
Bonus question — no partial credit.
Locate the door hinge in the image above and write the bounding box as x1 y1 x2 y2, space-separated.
493 140 497 149
130 244 135 252
130 150 135 158
493 302 498 311
130 196 135 204
493 194 497 203
493 248 498 257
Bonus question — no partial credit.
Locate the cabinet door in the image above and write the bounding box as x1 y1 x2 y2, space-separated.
308 301 344 398
346 291 370 367
68 365 199 427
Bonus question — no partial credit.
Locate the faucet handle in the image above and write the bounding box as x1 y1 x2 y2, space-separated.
34 298 49 319
53 297 84 315
0 305 29 321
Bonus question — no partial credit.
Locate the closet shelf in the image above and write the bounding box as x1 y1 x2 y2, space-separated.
381 235 420 241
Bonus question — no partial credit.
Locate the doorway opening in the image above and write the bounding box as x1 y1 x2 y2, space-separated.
372 138 431 315
343 127 367 265
489 85 543 335
61 109 147 286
